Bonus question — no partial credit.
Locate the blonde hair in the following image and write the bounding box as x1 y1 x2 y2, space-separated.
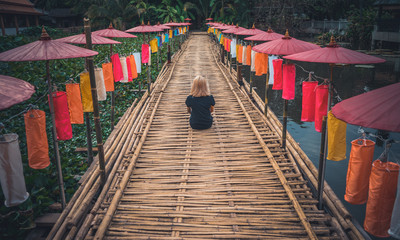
190 75 210 97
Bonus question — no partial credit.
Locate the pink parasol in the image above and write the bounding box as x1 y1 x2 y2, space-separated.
184 18 191 21
222 25 247 34
0 30 98 62
219 23 235 30
284 36 385 64
126 21 162 33
253 30 320 55
163 22 182 27
206 18 213 21
332 82 400 132
244 28 284 42
92 23 137 38
0 27 99 209
214 23 231 30
56 33 121 45
236 24 266 36
154 22 171 30
0 75 35 110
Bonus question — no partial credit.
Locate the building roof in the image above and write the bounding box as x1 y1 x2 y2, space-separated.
374 0 400 6
48 8 78 18
0 0 42 15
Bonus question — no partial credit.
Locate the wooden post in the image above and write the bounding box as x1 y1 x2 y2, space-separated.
317 116 328 209
84 112 93 164
264 78 269 117
14 15 19 35
167 42 171 63
0 15 5 36
249 41 254 94
147 63 151 93
84 18 106 185
237 64 243 85
46 61 67 209
281 99 288 149
109 44 115 131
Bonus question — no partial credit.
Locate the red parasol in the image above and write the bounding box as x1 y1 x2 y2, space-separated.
222 25 247 34
0 27 99 209
214 23 231 30
184 18 191 21
154 22 171 30
253 30 320 55
0 75 35 111
236 24 266 36
206 18 213 21
219 23 235 30
92 23 137 38
0 31 98 61
244 28 284 42
332 82 400 132
163 22 182 27
56 33 121 45
126 21 162 33
284 36 385 64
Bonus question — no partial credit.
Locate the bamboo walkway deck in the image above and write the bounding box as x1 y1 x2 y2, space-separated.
47 33 363 239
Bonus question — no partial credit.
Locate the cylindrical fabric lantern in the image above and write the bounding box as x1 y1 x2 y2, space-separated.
301 81 318 122
120 57 128 83
268 55 278 85
129 55 138 79
24 109 50 169
111 53 123 82
126 57 132 82
0 133 30 207
50 91 72 140
80 72 93 112
133 53 141 74
327 111 347 161
102 62 114 92
237 45 242 63
250 50 256 72
94 68 107 101
364 160 399 237
242 45 246 64
141 44 149 64
389 171 400 239
314 85 328 132
282 64 296 100
246 45 251 66
272 59 283 90
65 83 84 124
344 139 375 204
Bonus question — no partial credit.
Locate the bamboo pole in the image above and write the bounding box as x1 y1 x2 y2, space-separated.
85 112 93 164
110 43 115 131
84 18 106 184
317 116 328 209
282 99 288 149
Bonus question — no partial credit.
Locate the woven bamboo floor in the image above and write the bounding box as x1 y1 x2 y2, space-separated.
47 33 355 240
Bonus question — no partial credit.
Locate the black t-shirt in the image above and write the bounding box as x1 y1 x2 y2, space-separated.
185 95 215 129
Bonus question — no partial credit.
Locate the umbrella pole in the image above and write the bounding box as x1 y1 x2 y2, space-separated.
317 64 334 209
147 33 151 93
250 41 254 94
167 39 171 63
85 112 93 164
264 74 269 117
110 44 115 131
281 99 288 149
84 18 106 185
46 60 66 209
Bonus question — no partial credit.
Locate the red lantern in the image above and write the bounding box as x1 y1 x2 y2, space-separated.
272 59 283 90
141 44 149 64
282 64 296 100
50 91 72 140
314 85 328 132
111 53 123 82
65 83 84 124
301 81 318 122
24 109 50 169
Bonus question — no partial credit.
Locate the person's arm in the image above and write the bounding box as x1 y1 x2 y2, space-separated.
187 107 191 113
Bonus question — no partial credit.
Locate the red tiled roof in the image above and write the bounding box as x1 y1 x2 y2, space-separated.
0 0 42 15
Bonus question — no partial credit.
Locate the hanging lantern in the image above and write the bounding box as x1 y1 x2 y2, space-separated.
129 55 138 79
314 85 328 132
126 57 132 82
120 56 129 83
255 53 268 76
364 160 399 237
327 111 347 161
24 109 50 169
389 172 400 238
282 63 296 100
246 45 251 66
272 59 283 90
345 139 375 204
102 62 114 92
141 44 149 64
301 81 318 122
0 133 30 207
111 53 123 82
80 72 93 112
50 91 72 140
94 68 107 101
66 83 84 124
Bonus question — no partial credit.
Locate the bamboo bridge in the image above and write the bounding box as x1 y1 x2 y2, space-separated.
47 33 364 239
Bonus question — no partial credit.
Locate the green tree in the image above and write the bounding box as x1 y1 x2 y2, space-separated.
133 0 157 23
